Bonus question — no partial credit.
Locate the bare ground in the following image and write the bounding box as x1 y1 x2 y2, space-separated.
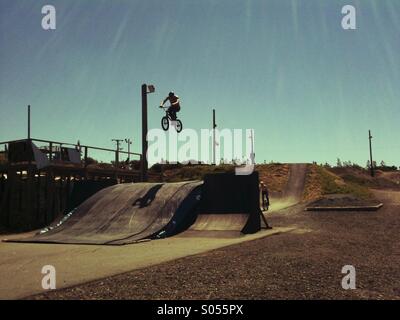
28 189 400 300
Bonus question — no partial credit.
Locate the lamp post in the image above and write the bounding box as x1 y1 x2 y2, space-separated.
141 84 155 181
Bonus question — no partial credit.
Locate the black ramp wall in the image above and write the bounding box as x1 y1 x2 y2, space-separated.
191 171 261 234
8 181 203 245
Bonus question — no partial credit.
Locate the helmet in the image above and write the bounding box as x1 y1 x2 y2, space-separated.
168 91 174 97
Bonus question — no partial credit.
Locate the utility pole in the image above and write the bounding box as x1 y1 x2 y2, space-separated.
112 139 124 167
249 129 255 165
125 138 132 162
212 109 217 165
27 105 31 140
369 130 374 177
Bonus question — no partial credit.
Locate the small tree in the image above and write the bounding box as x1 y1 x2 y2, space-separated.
85 157 98 165
336 158 342 167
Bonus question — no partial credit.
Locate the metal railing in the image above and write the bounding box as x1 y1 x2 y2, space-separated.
0 138 143 170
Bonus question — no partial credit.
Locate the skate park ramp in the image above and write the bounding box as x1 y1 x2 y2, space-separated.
7 181 203 245
268 163 308 212
7 172 263 244
185 172 262 236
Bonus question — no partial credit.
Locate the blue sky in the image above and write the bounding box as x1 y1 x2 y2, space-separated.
0 0 399 165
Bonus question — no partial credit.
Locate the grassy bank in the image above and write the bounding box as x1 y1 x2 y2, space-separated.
303 164 372 202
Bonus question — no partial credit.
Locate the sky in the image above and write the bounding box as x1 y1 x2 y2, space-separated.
0 0 399 165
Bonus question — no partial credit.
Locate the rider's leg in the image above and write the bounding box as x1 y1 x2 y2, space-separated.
262 193 267 210
168 106 177 120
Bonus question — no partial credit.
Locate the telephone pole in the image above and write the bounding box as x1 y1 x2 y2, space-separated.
112 139 124 167
212 109 217 165
368 130 374 177
125 138 132 162
27 105 31 140
249 129 255 165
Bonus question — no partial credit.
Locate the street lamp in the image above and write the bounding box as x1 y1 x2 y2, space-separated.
141 84 155 181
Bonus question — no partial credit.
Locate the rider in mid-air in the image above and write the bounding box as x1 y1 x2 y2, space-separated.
160 91 180 120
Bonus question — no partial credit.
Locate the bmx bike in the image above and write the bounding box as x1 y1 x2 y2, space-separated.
159 106 183 133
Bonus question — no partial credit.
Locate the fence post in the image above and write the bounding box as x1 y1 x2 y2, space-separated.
84 147 88 167
49 142 53 161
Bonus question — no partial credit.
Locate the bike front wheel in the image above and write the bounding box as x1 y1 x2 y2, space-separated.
161 116 169 131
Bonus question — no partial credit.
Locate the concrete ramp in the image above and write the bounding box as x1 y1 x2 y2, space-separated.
8 181 202 245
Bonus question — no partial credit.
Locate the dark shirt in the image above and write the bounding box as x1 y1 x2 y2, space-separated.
163 95 180 107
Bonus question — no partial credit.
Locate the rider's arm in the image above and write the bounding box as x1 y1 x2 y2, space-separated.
160 97 169 106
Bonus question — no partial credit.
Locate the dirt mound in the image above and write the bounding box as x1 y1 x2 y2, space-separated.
256 164 290 195
376 170 400 185
330 167 400 190
308 194 381 208
160 163 291 196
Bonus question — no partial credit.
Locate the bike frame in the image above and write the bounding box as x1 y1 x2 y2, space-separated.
161 106 178 121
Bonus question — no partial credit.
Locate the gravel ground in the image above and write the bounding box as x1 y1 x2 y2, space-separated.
28 189 400 300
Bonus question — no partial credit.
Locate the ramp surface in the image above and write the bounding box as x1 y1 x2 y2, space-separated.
8 181 202 245
189 214 249 231
283 163 308 201
268 163 308 212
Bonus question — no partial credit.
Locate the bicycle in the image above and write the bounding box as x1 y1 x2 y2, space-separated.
159 106 183 133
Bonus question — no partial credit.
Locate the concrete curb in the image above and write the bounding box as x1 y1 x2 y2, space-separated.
305 203 383 212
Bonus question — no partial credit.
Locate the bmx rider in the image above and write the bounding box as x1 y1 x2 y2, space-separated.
160 91 181 120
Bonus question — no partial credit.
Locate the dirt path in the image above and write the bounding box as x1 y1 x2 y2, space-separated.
283 164 308 200
268 163 307 212
0 226 295 299
29 189 400 300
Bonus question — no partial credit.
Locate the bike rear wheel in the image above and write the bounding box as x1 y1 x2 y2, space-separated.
161 116 169 131
175 119 183 132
